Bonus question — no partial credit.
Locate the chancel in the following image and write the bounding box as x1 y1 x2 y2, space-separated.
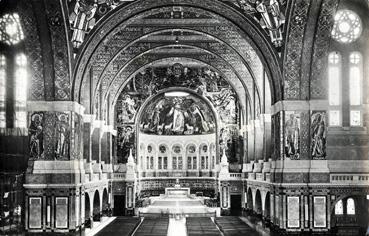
0 0 369 235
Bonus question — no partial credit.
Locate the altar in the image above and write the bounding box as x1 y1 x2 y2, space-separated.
165 185 190 197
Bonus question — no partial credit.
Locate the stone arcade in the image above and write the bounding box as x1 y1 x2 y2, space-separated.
0 0 369 235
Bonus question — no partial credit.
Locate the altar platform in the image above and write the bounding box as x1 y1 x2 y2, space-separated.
138 186 220 217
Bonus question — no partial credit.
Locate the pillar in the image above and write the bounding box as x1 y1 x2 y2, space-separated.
24 101 86 233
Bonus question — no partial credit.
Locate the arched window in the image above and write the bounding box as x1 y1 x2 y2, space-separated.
15 53 27 128
158 156 162 170
0 13 24 45
347 198 355 215
328 52 341 126
0 54 5 127
0 12 26 128
334 200 343 215
349 52 362 126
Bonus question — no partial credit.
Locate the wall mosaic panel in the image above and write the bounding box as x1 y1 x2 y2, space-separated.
29 112 44 160
311 111 327 160
117 125 135 163
284 111 301 160
139 94 216 136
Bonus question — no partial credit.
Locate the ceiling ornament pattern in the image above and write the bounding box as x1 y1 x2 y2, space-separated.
72 0 282 103
310 0 339 99
45 1 72 100
69 0 286 51
236 0 286 49
86 18 263 100
282 0 310 100
89 36 258 112
18 0 45 101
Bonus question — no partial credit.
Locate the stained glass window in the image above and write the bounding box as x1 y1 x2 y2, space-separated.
331 10 362 43
329 110 340 126
0 54 5 127
334 200 343 215
15 53 27 107
0 13 24 45
0 55 5 107
347 198 355 215
349 52 362 106
350 110 361 126
328 52 341 106
15 111 26 128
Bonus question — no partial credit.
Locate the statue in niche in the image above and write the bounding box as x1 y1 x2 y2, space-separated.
29 113 44 159
284 112 300 159
311 112 327 159
69 0 98 48
55 113 70 159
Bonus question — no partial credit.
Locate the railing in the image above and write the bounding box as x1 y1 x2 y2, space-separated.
92 173 100 182
248 173 255 180
138 211 216 218
256 173 264 181
330 174 369 184
113 173 125 179
229 173 242 179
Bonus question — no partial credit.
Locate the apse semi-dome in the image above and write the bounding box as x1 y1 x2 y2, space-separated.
139 93 216 135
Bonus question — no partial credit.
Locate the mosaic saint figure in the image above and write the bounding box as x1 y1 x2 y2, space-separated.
29 113 43 159
55 114 70 158
285 113 299 158
121 95 137 122
69 0 98 48
170 103 185 134
311 112 326 158
255 0 285 47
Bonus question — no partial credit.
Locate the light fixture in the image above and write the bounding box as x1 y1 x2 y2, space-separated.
164 91 189 97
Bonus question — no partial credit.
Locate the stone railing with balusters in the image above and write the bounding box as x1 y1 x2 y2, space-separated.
330 174 369 184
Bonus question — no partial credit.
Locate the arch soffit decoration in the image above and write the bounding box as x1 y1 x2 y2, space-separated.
92 29 263 109
73 0 282 104
107 49 251 116
84 22 263 117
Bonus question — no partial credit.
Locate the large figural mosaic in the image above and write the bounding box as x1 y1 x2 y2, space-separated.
115 63 241 163
140 94 216 135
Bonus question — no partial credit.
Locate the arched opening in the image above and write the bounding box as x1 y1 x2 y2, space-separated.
102 188 110 216
136 89 218 179
264 192 271 222
84 193 91 228
255 190 262 216
92 190 101 221
247 188 253 212
331 195 369 235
